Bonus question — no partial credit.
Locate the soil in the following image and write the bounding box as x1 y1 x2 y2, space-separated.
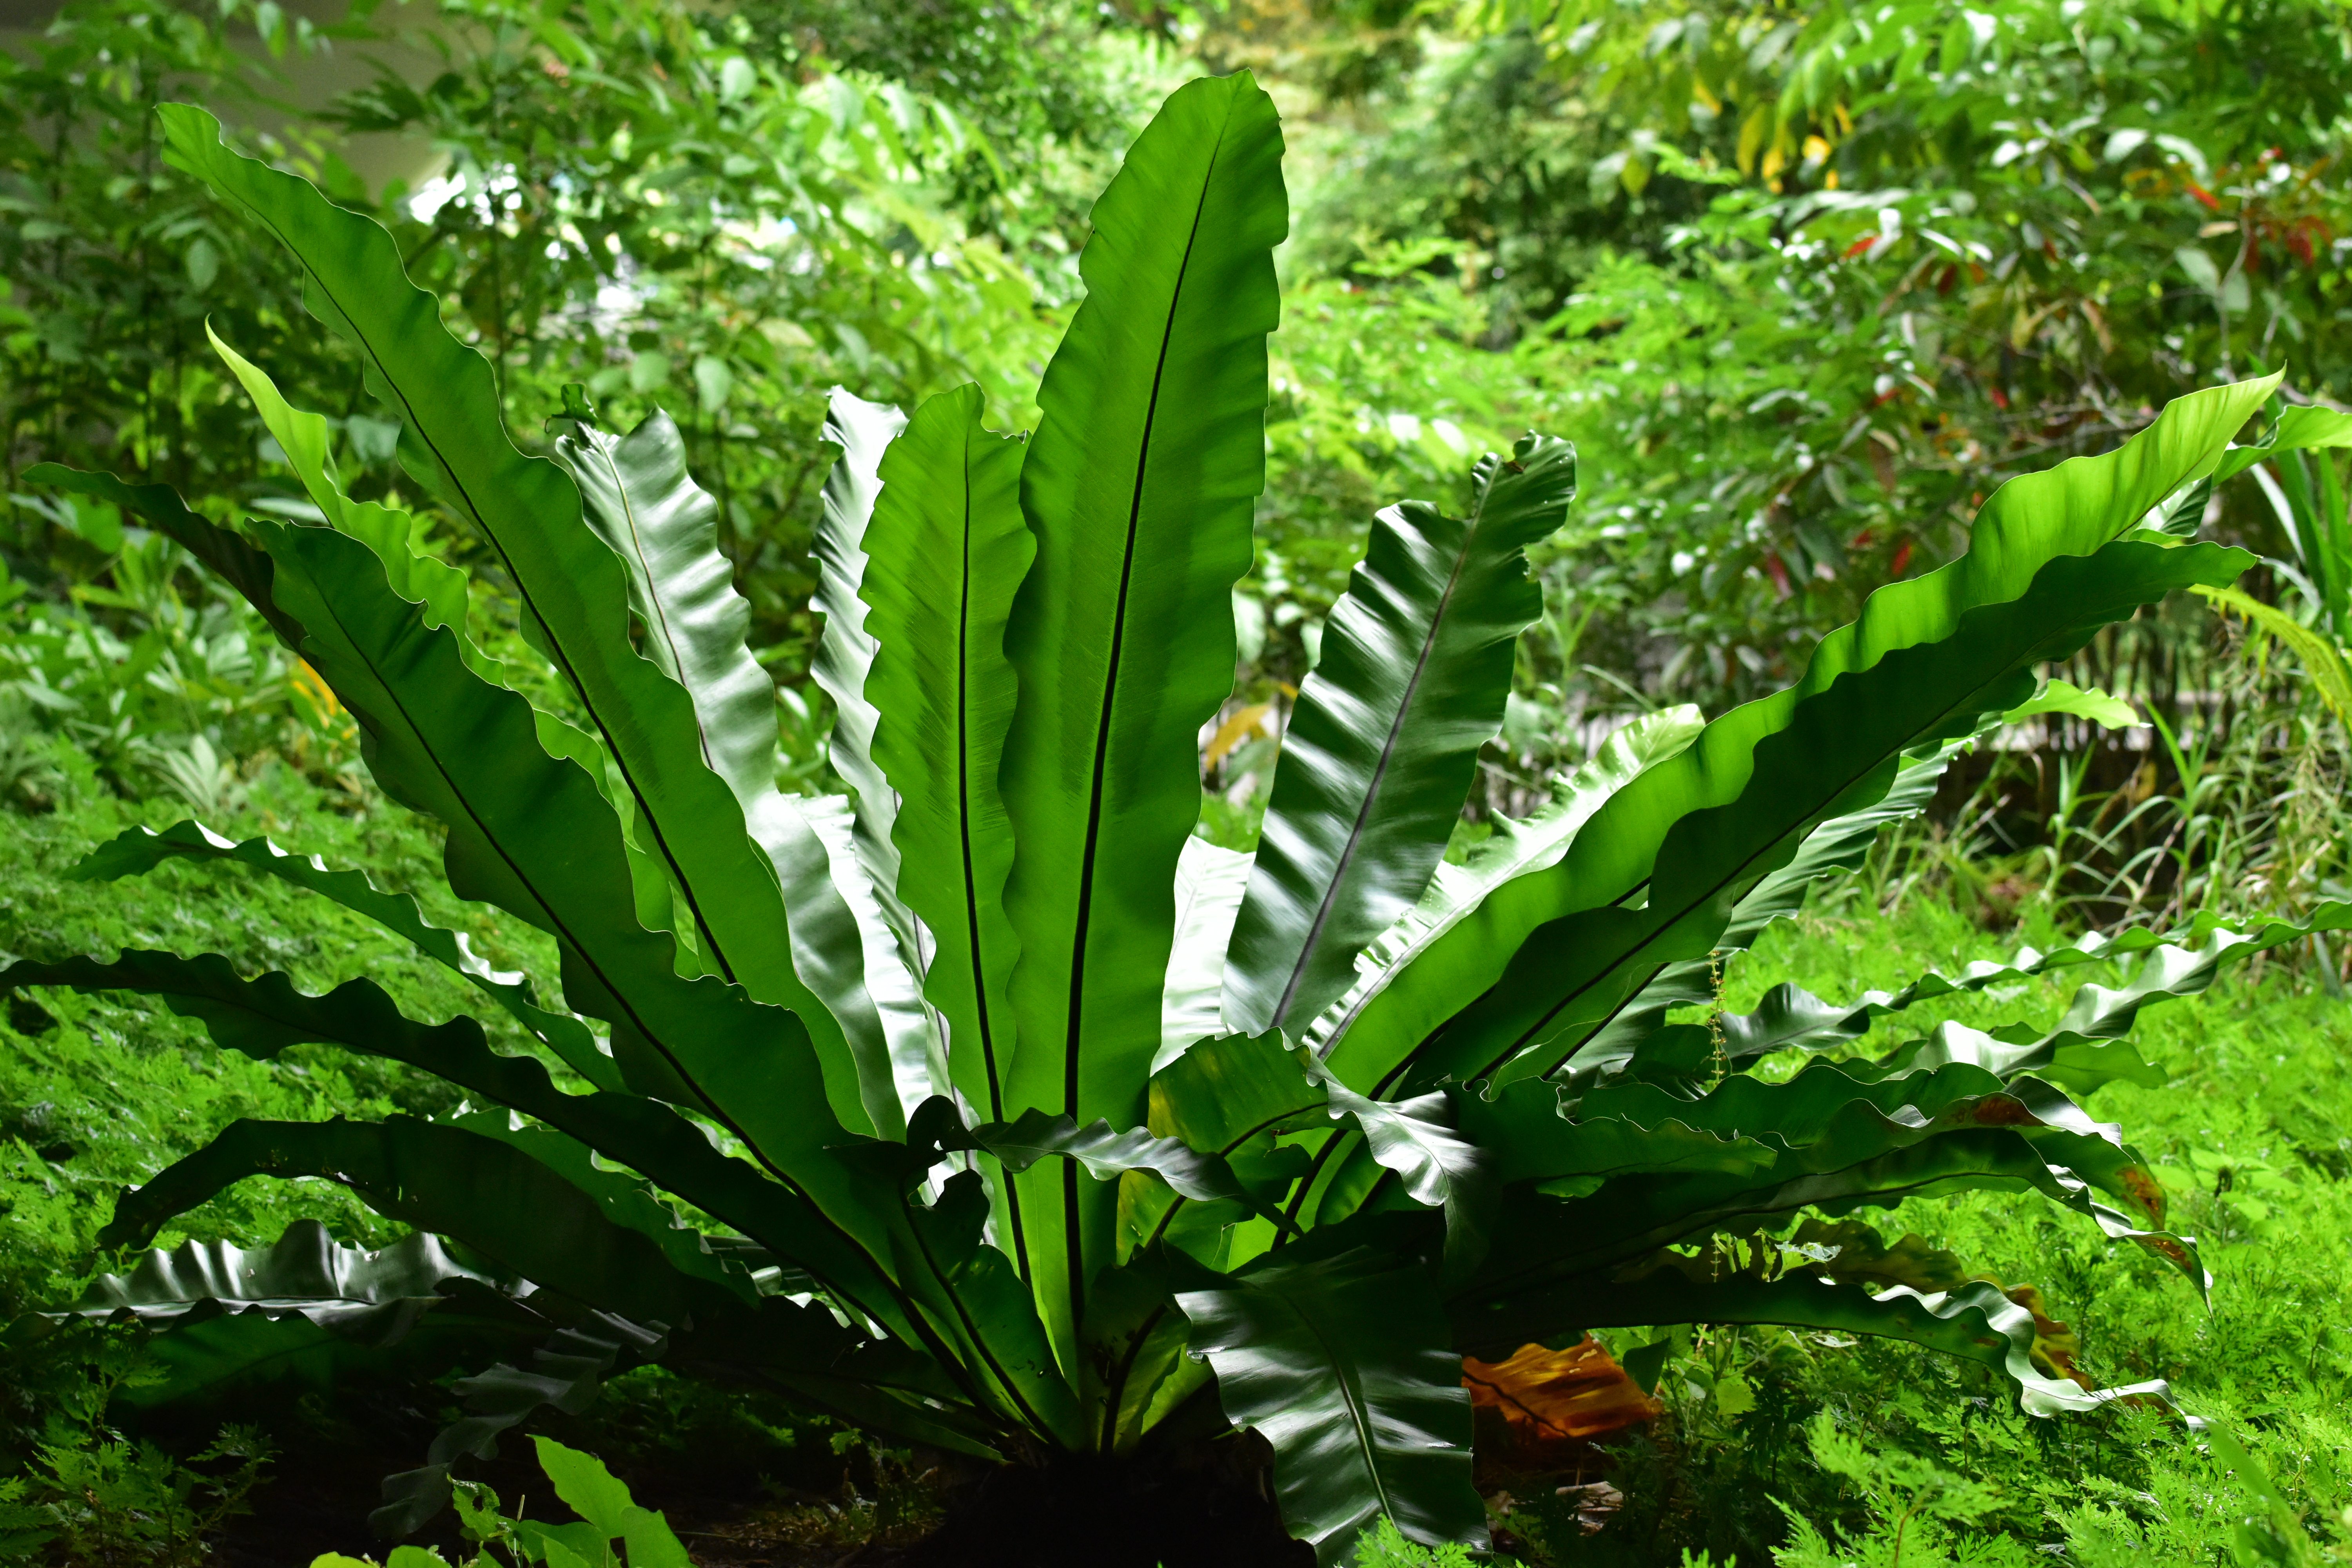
162 1387 1314 1568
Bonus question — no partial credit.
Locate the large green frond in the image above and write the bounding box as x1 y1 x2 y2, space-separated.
1178 1236 1483 1565
1223 434 1577 1036
542 402 915 1127
66 819 620 1091
0 951 910 1336
1328 376 2273 1100
1308 704 1703 1061
996 69 1288 1359
861 383 1033 1124
161 106 815 1025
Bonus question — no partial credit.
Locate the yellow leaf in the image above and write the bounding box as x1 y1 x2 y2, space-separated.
1203 702 1274 768
1737 105 1773 174
1802 134 1831 165
290 659 343 721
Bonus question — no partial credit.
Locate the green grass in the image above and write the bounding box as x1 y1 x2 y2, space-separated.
1470 885 2352 1567
4 744 2351 1566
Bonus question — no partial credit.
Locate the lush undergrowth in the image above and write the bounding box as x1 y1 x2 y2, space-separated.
3 749 2350 1567
1468 886 2352 1567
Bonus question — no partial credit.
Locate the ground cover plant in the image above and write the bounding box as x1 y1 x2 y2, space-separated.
6 56 2351 1568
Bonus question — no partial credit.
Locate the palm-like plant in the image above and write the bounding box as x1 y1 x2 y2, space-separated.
7 74 2336 1567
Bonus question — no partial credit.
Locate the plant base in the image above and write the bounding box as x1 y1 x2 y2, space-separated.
902 1432 1312 1568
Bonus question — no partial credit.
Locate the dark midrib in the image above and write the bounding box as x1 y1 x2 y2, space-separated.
1268 475 1505 1029
900 1179 1060 1439
292 244 737 987
1056 136 1226 1342
261 232 984 1389
323 574 988 1407
955 432 1033 1289
298 575 892 1307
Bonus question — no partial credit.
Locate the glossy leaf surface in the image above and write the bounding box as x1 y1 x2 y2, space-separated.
1223 434 1576 1036
1179 1239 1483 1565
862 383 1033 1124
997 69 1287 1355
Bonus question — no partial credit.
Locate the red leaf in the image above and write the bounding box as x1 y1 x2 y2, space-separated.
1890 539 1914 577
2188 181 2222 212
1844 233 1878 258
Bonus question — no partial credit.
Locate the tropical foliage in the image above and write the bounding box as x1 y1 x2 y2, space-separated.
4 60 2344 1563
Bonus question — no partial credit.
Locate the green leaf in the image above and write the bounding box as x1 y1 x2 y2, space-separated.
0 950 913 1338
996 70 1288 1358
2212 401 2352 482
1423 539 2256 1098
1131 1031 1328 1267
541 403 909 1129
811 388 913 913
884 1170 1085 1446
1450 1061 2201 1302
1160 837 1256 1070
2005 677 2141 729
1307 705 1703 1061
1719 901 2352 1084
66 818 620 1091
1310 1068 1492 1277
1332 374 2275 1100
60 1219 534 1403
1223 434 1577 1036
973 1108 1256 1207
230 514 899 1233
441 1109 760 1303
1149 1029 1329 1158
530 1436 690 1568
861 383 1033 1126
1179 1240 1483 1565
163 106 818 1036
100 1116 744 1327
796 795 947 1120
201 330 693 960
1568 727 1985 1088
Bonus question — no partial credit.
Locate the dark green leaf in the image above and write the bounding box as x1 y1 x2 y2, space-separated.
66 819 621 1091
1180 1241 1483 1565
996 70 1287 1357
165 107 819 1038
1307 705 1702 1060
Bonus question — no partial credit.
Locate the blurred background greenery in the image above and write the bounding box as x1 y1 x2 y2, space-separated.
5 0 2352 1563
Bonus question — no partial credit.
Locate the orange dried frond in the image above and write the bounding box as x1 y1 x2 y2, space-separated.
1462 1337 1661 1448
